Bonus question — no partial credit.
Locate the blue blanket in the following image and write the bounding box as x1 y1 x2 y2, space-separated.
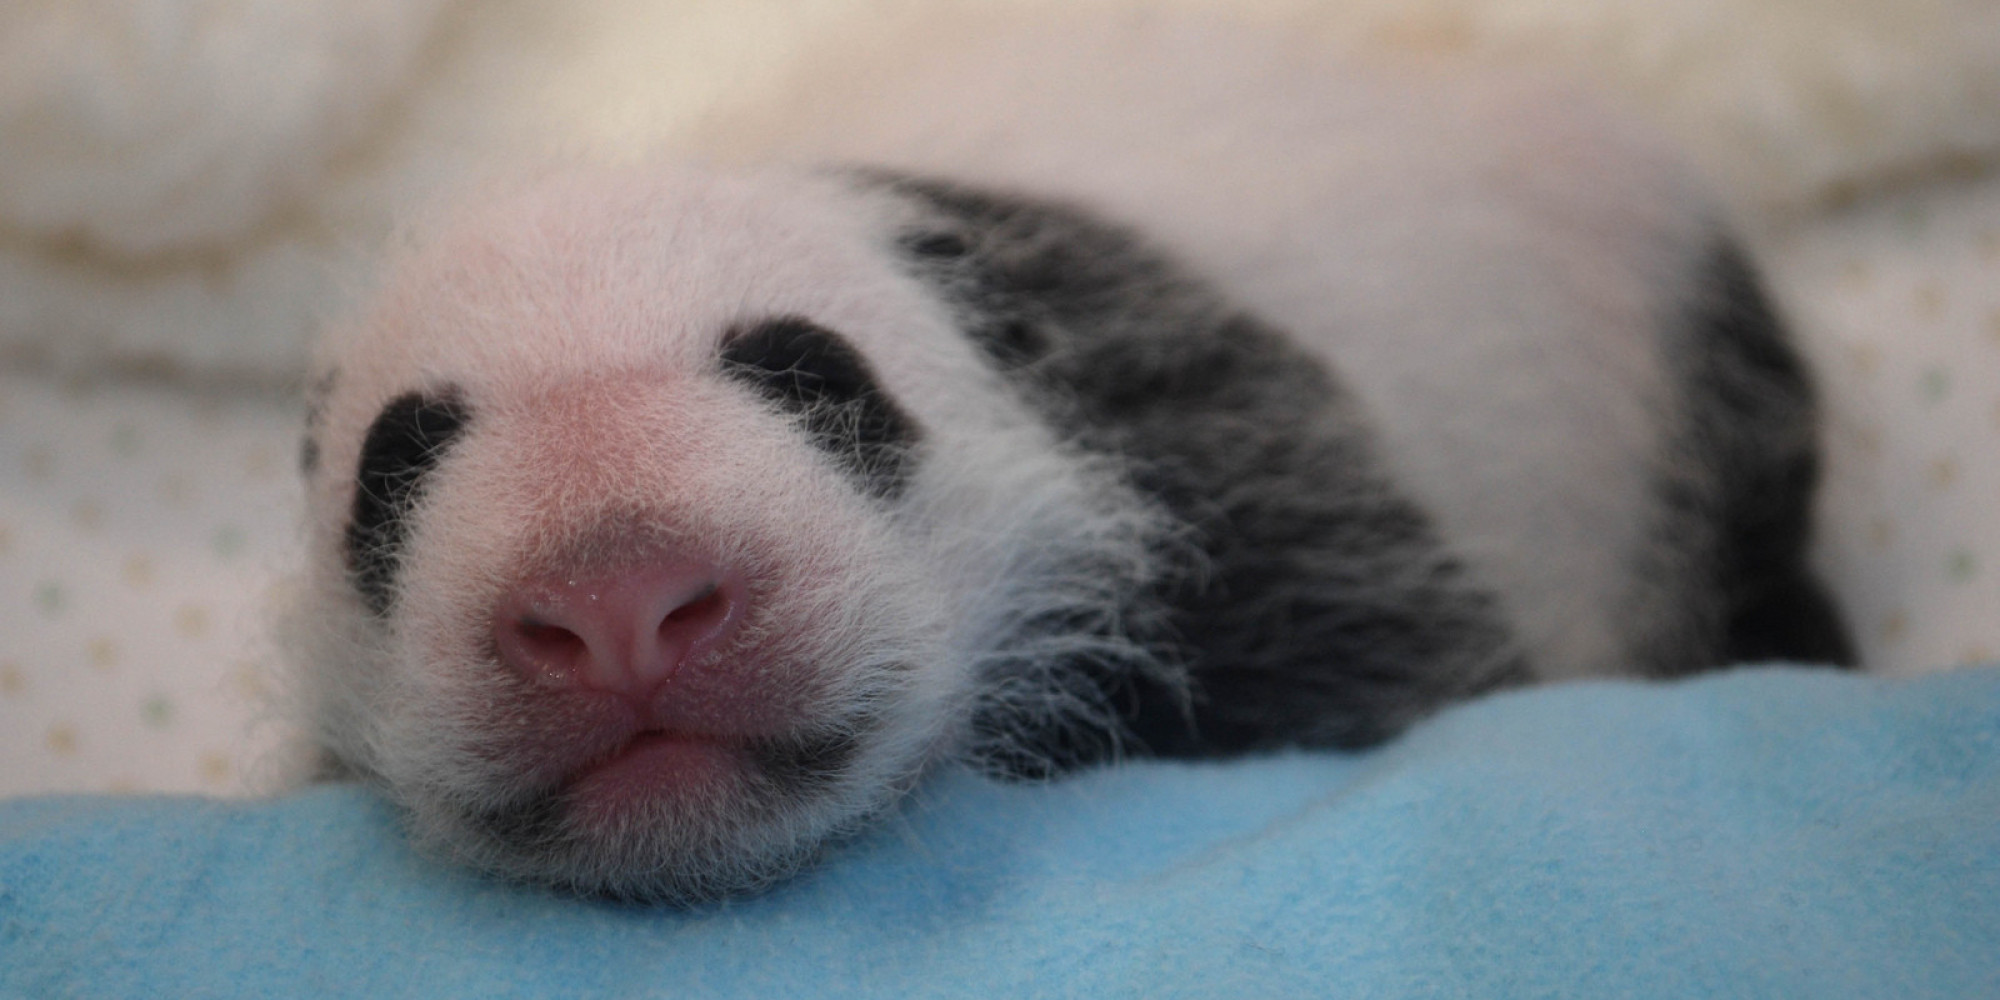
4 666 1997 999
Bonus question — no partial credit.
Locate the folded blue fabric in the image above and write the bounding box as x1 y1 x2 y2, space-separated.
4 666 1996 999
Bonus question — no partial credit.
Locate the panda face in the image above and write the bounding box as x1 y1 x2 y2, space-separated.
287 165 1026 901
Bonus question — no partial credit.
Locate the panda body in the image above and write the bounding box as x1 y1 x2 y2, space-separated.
291 18 1849 901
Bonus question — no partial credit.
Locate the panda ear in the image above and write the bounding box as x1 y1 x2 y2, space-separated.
718 317 922 501
345 386 472 615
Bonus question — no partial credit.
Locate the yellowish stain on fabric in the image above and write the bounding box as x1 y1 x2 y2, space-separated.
175 604 211 639
1372 11 1476 56
1929 457 1960 489
70 500 106 531
122 553 155 587
1915 282 1947 320
88 636 120 671
46 723 79 755
1 661 24 696
1840 258 1873 289
244 445 280 480
1847 341 1881 377
1881 610 1910 642
1867 518 1895 548
231 661 271 700
200 753 232 786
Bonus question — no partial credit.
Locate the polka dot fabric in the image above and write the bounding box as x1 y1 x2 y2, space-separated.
2 170 1996 797
0 375 302 796
1769 170 2000 675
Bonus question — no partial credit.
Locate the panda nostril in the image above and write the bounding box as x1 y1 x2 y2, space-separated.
509 617 591 685
493 559 747 697
662 584 726 631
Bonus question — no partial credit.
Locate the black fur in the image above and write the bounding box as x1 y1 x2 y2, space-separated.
719 317 924 501
1649 238 1857 669
346 388 472 616
871 173 1530 772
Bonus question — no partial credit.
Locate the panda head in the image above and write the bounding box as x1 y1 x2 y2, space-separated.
287 163 1151 900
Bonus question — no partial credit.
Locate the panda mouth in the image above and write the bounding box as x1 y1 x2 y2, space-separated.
566 730 748 819
559 721 864 825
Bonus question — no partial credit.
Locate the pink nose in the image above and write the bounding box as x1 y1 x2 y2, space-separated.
493 557 746 700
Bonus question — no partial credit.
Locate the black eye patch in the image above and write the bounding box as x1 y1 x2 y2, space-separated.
345 387 471 616
719 317 922 501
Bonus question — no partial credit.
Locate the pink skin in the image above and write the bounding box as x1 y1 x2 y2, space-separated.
493 557 748 706
486 551 810 821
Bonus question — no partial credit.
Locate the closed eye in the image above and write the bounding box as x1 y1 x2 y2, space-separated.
345 387 471 615
718 317 922 501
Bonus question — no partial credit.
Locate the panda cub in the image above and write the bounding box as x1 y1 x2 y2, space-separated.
289 22 1852 902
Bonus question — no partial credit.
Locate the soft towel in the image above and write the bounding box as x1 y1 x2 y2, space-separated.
4 666 1996 999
